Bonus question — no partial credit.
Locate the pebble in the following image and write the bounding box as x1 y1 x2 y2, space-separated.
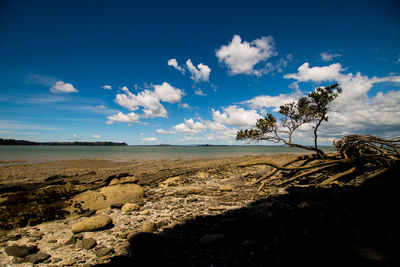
219 185 233 191
47 239 58 243
24 252 51 264
95 248 115 257
121 203 140 212
71 215 113 233
64 236 77 245
139 209 150 215
82 238 97 250
142 222 156 233
4 245 38 258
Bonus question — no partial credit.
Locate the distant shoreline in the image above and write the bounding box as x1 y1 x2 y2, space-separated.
0 138 127 146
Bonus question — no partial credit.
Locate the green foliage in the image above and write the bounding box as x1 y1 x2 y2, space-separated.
236 83 342 155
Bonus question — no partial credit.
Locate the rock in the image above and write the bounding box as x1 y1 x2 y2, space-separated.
64 236 76 245
82 238 97 249
110 203 123 209
199 234 225 244
121 203 140 212
47 239 58 243
140 209 150 215
117 233 129 239
24 252 51 264
4 245 38 258
141 222 156 233
219 185 233 191
71 215 113 233
95 248 115 257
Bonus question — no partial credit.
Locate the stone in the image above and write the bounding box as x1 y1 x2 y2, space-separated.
52 258 62 263
71 215 113 233
141 222 156 233
4 245 38 258
47 239 58 243
199 234 225 244
24 252 51 264
64 236 77 245
139 209 150 215
95 248 115 257
121 203 140 212
82 238 97 250
219 185 233 191
7 233 22 241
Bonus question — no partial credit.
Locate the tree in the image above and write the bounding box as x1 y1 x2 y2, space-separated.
236 83 342 158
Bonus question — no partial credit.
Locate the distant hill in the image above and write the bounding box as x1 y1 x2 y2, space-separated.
0 138 128 146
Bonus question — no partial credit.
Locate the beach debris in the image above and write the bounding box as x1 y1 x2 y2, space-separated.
71 215 113 233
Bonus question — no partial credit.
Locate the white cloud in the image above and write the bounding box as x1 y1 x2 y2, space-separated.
179 103 190 109
96 105 106 109
102 85 112 90
212 105 262 127
156 129 176 134
194 88 207 96
114 86 167 118
173 119 207 134
320 52 342 62
154 82 184 103
244 90 303 112
216 35 277 76
72 133 81 140
284 62 344 82
142 137 158 142
186 59 211 82
92 134 101 139
50 81 78 94
168 58 185 74
106 111 140 124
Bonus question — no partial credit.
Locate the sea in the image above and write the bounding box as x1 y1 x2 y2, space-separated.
0 145 336 164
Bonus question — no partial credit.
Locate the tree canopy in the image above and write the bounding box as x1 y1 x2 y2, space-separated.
237 83 342 158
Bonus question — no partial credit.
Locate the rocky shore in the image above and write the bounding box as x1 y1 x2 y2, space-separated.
0 155 398 266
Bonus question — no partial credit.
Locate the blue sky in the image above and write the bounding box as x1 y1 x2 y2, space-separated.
1 0 399 145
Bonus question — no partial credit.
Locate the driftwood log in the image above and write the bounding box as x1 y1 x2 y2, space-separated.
241 134 400 190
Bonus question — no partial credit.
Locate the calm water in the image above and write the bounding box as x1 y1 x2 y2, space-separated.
0 145 336 163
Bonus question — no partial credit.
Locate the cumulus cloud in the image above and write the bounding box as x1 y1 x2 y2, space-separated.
168 58 211 82
106 111 140 124
154 82 184 103
212 105 262 127
284 62 345 82
102 85 112 90
168 58 185 74
185 59 211 82
216 35 277 76
244 90 303 112
320 52 342 62
92 134 101 139
173 119 207 134
50 81 78 94
156 129 176 134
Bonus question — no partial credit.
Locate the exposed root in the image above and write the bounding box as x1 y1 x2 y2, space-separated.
248 135 400 190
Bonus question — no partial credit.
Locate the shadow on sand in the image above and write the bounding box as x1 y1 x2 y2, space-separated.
99 167 400 266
